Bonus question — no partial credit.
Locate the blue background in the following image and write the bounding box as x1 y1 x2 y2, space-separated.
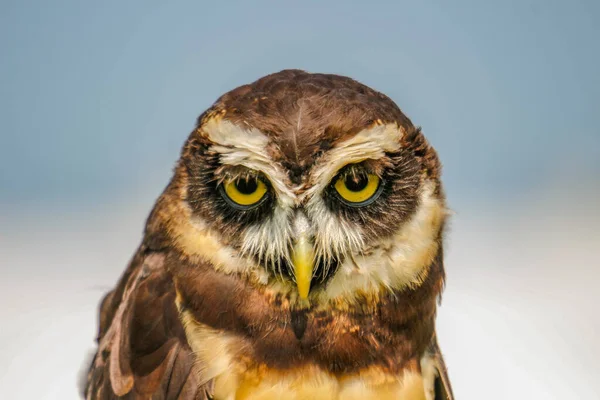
2 0 598 209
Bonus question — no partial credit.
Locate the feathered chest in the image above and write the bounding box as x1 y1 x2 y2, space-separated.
172 256 443 400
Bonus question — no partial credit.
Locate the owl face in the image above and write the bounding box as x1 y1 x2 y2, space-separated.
172 70 445 302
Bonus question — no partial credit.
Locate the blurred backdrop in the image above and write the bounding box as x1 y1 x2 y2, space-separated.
1 1 599 399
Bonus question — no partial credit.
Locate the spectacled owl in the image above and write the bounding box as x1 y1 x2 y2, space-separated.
84 70 453 400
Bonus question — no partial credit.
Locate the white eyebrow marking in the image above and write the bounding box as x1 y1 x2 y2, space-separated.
303 123 405 201
201 118 296 206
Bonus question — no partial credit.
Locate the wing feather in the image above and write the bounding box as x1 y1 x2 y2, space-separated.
83 248 211 399
431 333 454 400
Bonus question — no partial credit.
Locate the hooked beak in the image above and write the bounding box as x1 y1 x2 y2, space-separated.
291 212 314 299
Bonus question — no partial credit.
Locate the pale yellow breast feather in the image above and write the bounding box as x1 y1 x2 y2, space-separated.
179 311 429 400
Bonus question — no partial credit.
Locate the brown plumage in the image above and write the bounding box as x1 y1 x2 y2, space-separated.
84 70 453 399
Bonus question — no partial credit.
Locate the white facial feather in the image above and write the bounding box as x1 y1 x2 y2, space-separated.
308 199 365 272
202 118 297 207
240 205 294 278
302 123 405 202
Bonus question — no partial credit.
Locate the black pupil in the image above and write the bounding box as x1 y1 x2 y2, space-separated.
236 178 258 194
344 174 369 192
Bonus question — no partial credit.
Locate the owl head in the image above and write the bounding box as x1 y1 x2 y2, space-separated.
151 69 446 304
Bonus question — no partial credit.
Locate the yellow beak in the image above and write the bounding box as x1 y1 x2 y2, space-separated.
291 234 314 299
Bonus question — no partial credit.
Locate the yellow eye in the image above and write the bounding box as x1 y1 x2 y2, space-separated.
334 173 381 205
222 177 268 208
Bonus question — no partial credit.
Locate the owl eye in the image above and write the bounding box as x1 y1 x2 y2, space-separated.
334 172 382 206
221 176 268 209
